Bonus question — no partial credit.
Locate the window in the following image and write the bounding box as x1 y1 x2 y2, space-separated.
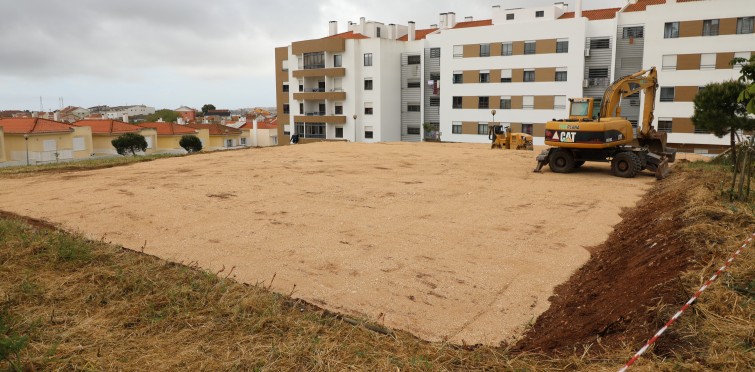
364 53 373 66
662 54 677 70
298 84 303 92
407 104 421 112
702 19 719 36
480 44 490 57
589 38 609 49
376 27 381 38
700 53 716 70
453 45 463 58
365 129 374 139
658 119 672 133
452 122 462 134
524 41 536 55
282 83 289 92
283 124 291 135
479 71 490 83
737 17 754 34
283 104 290 114
521 124 533 135
664 22 679 38
408 55 421 65
452 96 463 109
303 52 325 69
660 87 675 102
506 13 514 20
588 68 609 78
501 69 512 83
453 72 463 84
282 60 289 71
407 127 421 135
335 127 344 138
554 96 566 110
555 70 567 81
304 123 326 139
240 137 247 146
430 97 440 106
622 26 644 39
335 105 343 115
500 97 511 110
523 96 534 110
299 103 304 114
502 42 513 56
535 11 544 18
407 80 421 88
735 52 752 67
478 97 489 109
73 137 86 151
523 70 535 82
364 102 373 115
364 79 373 90
334 55 342 67
556 39 568 53
477 123 488 135
430 73 440 82
430 48 441 58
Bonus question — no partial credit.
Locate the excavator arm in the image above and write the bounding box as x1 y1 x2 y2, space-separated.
599 67 658 138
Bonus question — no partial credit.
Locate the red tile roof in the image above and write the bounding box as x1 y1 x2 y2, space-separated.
452 19 493 29
136 122 198 136
74 120 145 135
559 7 621 20
240 117 277 130
0 118 74 134
186 123 242 135
398 28 439 41
327 31 370 40
625 0 701 12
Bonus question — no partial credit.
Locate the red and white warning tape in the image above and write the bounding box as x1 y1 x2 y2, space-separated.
619 232 755 372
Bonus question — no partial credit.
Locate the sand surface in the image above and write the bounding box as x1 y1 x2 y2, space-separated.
0 142 653 345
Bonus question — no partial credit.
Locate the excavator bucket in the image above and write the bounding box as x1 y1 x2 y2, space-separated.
655 157 670 180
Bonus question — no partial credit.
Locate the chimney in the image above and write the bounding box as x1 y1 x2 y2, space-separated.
32 112 39 118
447 12 456 28
53 112 60 121
329 21 338 36
440 12 448 29
389 23 396 39
465 16 473 22
122 114 129 123
431 24 438 28
408 21 416 41
576 0 583 18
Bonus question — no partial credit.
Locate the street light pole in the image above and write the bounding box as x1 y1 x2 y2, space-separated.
24 134 29 166
352 114 358 143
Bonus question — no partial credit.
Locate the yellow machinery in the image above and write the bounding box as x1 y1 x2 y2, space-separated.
489 124 534 150
533 67 676 179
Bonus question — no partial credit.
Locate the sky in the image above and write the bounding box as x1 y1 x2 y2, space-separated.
0 0 624 112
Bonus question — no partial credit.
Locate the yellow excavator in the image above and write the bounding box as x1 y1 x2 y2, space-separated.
533 67 676 179
489 124 534 150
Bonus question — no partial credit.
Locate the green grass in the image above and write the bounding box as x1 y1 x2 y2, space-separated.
0 153 183 176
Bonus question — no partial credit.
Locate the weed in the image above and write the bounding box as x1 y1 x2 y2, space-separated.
0 309 29 372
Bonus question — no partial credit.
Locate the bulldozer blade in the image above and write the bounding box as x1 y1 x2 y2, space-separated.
654 157 670 180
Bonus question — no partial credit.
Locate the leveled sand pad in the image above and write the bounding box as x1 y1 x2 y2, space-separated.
0 142 652 345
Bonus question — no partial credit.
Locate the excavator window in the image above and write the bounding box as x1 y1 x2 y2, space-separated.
570 101 589 117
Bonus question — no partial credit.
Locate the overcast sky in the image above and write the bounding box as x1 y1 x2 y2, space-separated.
0 0 624 111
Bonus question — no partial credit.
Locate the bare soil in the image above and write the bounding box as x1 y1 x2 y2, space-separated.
0 142 654 345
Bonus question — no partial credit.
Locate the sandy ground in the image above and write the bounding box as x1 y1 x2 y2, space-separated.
0 142 654 345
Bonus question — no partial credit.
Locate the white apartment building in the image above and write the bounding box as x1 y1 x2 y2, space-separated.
275 0 755 153
105 105 156 119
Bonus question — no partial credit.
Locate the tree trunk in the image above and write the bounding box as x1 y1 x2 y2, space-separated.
731 131 737 170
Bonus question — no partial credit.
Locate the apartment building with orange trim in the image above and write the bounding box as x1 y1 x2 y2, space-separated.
275 0 754 154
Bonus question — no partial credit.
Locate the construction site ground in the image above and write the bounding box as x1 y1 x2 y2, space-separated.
0 142 671 346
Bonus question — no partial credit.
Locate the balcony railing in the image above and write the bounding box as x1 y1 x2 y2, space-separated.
587 78 610 87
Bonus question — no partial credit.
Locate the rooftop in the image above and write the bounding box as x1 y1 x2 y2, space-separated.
136 122 198 136
186 123 242 135
74 120 146 135
0 118 74 134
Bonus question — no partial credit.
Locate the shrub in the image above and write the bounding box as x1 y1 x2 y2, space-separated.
111 133 148 156
179 135 203 153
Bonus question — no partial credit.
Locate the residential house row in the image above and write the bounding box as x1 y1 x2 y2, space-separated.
274 0 755 154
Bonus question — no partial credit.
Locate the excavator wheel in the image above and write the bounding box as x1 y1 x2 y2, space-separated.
574 161 585 168
611 152 642 178
548 149 576 173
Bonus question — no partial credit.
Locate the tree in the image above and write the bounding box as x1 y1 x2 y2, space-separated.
692 80 755 165
146 109 179 123
111 133 148 156
179 135 203 153
733 55 755 114
201 104 216 115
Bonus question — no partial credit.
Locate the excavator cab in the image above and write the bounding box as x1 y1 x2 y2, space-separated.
568 98 594 121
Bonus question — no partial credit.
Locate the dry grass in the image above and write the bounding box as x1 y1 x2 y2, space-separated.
0 163 753 371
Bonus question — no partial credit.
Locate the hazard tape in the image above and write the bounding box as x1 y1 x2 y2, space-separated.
619 232 755 372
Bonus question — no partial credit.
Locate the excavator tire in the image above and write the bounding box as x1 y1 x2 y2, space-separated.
574 161 585 168
611 151 642 178
549 149 576 173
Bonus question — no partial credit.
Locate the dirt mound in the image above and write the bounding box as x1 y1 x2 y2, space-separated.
516 171 697 353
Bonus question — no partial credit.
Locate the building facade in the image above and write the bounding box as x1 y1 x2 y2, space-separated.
275 0 755 153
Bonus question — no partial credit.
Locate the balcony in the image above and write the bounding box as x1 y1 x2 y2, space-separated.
294 114 347 124
292 67 346 78
293 90 346 101
585 78 610 87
